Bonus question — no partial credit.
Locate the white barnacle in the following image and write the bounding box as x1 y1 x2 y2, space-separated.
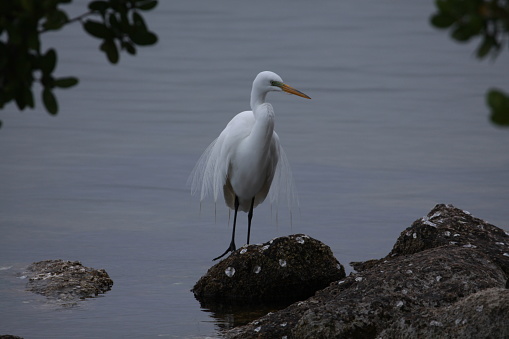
296 236 305 244
253 265 261 274
225 267 235 277
430 320 443 327
355 276 363 282
430 211 442 219
462 244 477 249
421 216 437 227
240 248 248 254
396 300 404 308
279 259 287 267
254 326 261 333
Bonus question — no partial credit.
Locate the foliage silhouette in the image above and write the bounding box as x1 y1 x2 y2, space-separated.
0 0 158 128
430 0 509 126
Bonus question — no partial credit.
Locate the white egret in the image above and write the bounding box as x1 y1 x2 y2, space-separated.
190 71 311 260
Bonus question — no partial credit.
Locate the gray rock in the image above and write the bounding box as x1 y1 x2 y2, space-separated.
388 203 509 275
381 287 509 338
25 259 113 303
225 204 509 338
193 234 345 305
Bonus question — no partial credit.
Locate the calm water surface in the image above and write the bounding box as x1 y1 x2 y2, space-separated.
1 1 509 338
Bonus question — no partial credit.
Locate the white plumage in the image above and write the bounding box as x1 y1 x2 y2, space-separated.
189 71 310 260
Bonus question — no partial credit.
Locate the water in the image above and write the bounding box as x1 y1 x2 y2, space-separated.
1 1 509 338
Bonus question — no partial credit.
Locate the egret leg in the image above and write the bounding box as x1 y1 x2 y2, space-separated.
213 196 239 261
247 197 255 244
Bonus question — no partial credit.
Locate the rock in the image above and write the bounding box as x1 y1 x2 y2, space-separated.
389 204 509 275
0 336 24 339
224 204 509 338
25 259 113 303
227 246 506 338
381 287 509 338
193 234 345 305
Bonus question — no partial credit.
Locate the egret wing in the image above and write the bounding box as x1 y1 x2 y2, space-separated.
268 132 299 215
189 111 254 206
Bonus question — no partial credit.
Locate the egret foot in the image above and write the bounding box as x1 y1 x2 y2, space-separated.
213 241 236 261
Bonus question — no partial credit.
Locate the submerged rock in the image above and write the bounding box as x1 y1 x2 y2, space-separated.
225 204 509 338
193 234 345 305
25 259 113 302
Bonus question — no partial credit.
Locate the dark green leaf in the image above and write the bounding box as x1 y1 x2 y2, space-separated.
476 37 493 59
434 0 451 14
119 11 130 32
122 41 136 55
109 12 120 30
136 0 158 11
132 12 147 31
54 77 79 88
41 74 55 88
130 31 158 45
487 89 509 126
41 49 57 75
89 0 109 12
42 9 69 31
24 88 34 108
27 31 40 50
15 92 27 110
83 20 111 39
42 88 58 115
100 39 119 63
451 24 474 42
430 14 455 28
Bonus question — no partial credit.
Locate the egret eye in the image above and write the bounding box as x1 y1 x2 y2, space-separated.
270 80 282 87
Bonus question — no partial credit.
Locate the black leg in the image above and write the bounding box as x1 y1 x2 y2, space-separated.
213 196 239 261
247 197 255 244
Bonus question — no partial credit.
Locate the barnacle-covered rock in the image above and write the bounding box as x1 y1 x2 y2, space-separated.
193 234 345 305
25 259 113 303
225 205 509 338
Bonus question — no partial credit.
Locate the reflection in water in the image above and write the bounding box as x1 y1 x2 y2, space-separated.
199 299 293 332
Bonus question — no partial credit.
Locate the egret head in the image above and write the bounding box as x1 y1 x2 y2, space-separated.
254 71 311 99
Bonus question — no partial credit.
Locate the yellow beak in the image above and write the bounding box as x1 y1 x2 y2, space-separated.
280 83 311 99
